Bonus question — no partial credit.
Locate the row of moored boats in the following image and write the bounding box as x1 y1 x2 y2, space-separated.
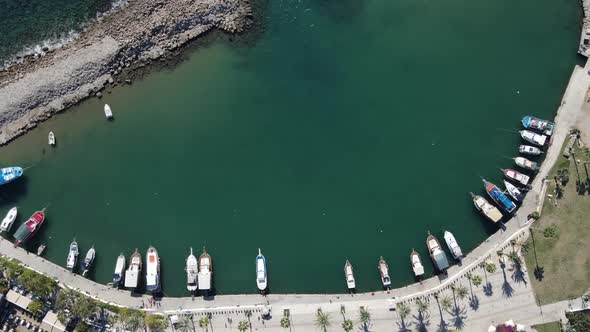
471 116 554 224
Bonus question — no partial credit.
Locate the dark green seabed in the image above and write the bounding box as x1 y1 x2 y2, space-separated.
0 0 581 295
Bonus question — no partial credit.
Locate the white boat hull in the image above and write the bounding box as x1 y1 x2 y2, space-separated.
444 231 463 260
0 207 17 232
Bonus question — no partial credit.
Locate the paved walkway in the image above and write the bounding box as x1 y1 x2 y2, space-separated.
1 55 590 332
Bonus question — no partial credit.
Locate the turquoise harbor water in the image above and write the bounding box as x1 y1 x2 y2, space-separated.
0 0 581 295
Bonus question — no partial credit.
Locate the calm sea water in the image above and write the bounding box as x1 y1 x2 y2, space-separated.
0 0 580 295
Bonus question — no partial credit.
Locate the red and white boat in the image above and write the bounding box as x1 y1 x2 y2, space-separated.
13 209 45 247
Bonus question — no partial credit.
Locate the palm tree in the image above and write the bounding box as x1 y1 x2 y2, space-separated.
358 306 371 331
198 316 209 331
315 309 331 332
177 315 193 332
396 303 411 322
415 298 429 316
237 320 249 332
508 250 521 266
439 294 452 313
456 285 468 302
471 275 483 287
280 316 290 329
341 319 353 332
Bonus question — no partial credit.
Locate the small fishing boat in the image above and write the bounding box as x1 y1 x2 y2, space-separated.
0 207 17 233
520 130 547 146
66 240 78 271
443 231 463 260
37 244 46 256
504 180 525 202
521 115 555 136
81 246 95 277
198 247 213 294
483 179 517 213
470 192 503 223
13 209 45 247
104 104 113 119
0 167 24 186
426 232 449 271
113 254 126 288
514 156 539 172
502 168 530 186
519 145 542 156
145 246 160 292
186 248 198 292
48 132 55 146
256 249 267 292
378 256 391 288
344 259 356 290
124 250 142 290
410 249 425 278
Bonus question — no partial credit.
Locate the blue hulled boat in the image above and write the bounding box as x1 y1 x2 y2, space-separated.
483 179 516 213
521 116 555 136
0 167 23 186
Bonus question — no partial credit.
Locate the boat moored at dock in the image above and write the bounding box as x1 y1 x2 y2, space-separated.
0 167 23 186
66 240 79 271
256 249 267 292
37 244 46 256
186 248 198 292
0 207 17 233
504 181 525 202
483 179 517 213
13 209 45 247
443 231 463 260
521 115 555 136
124 250 142 290
519 145 542 156
198 247 213 295
378 256 391 288
410 249 425 278
502 168 530 186
426 232 449 271
113 254 126 288
470 192 503 223
514 157 539 172
145 246 161 293
520 130 547 146
344 259 356 290
81 246 95 277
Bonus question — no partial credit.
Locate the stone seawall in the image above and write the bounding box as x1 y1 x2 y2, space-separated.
0 0 252 145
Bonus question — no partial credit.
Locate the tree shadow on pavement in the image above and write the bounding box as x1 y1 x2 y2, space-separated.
413 312 430 332
501 264 515 298
483 282 493 296
511 264 528 286
396 319 412 332
469 295 480 311
450 304 467 330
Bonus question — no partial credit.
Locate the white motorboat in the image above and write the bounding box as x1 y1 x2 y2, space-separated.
427 232 450 271
344 259 356 290
504 181 525 202
124 250 142 289
514 157 539 172
66 239 78 271
0 207 17 233
470 192 503 223
444 231 463 260
256 248 267 292
410 249 425 278
113 254 126 288
48 132 56 146
378 256 391 288
145 246 160 292
104 104 113 119
81 246 95 277
198 247 213 294
519 145 542 156
186 247 198 292
502 168 530 186
520 130 547 146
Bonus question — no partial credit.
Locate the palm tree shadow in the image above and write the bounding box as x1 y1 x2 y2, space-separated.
450 304 467 330
434 298 448 332
358 322 373 332
501 264 515 298
469 295 480 311
413 312 430 332
511 263 528 286
483 282 493 296
396 319 412 332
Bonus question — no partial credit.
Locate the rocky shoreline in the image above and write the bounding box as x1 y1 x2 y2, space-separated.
0 0 252 145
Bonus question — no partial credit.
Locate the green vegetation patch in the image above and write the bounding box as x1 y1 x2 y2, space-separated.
524 137 590 303
531 321 562 332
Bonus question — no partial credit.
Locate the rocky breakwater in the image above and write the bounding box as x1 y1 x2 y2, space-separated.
0 0 252 145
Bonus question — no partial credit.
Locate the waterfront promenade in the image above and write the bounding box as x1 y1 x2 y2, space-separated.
1 59 590 330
